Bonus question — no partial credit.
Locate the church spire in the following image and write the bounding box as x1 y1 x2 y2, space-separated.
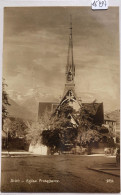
60 16 80 108
66 15 75 84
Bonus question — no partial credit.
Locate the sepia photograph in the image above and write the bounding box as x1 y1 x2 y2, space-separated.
1 5 120 193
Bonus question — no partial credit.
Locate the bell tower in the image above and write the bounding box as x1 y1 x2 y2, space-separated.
64 15 75 95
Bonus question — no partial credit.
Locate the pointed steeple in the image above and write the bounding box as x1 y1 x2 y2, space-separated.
66 15 75 84
56 16 81 111
63 15 75 97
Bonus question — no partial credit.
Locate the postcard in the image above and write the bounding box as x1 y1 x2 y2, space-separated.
1 1 120 193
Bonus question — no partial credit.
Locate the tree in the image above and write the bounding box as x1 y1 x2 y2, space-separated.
8 117 27 138
107 137 115 148
2 117 29 150
80 130 102 146
79 129 102 154
78 103 109 147
2 78 10 126
3 117 27 139
41 104 78 153
41 101 110 154
25 110 52 145
26 121 44 145
2 79 11 150
41 118 78 153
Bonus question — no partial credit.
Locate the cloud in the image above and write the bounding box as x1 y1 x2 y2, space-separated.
3 7 120 112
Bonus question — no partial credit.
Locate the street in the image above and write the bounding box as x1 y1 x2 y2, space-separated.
1 155 120 193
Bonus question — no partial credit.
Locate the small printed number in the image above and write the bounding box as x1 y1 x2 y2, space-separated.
106 179 114 183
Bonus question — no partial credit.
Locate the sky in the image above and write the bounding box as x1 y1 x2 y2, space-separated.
3 7 120 112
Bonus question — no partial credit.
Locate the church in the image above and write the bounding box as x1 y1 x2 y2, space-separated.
38 18 104 126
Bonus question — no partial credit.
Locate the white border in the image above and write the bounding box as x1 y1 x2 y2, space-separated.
0 0 121 6
0 1 121 195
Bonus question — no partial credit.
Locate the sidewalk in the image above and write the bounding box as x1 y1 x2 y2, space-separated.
1 150 37 157
87 161 120 177
1 151 117 158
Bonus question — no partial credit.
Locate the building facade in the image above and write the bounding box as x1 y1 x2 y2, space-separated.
38 18 104 126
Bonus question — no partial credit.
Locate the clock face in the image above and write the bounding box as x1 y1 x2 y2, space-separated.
67 71 73 81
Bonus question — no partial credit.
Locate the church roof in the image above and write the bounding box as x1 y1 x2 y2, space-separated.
82 102 104 124
82 103 102 115
38 101 104 125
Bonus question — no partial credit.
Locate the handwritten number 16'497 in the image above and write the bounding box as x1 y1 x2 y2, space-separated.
92 0 107 8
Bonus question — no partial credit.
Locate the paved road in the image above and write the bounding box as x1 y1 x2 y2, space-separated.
1 155 120 193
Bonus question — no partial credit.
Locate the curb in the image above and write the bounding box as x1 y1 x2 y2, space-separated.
87 166 120 177
1 155 34 158
1 154 47 158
